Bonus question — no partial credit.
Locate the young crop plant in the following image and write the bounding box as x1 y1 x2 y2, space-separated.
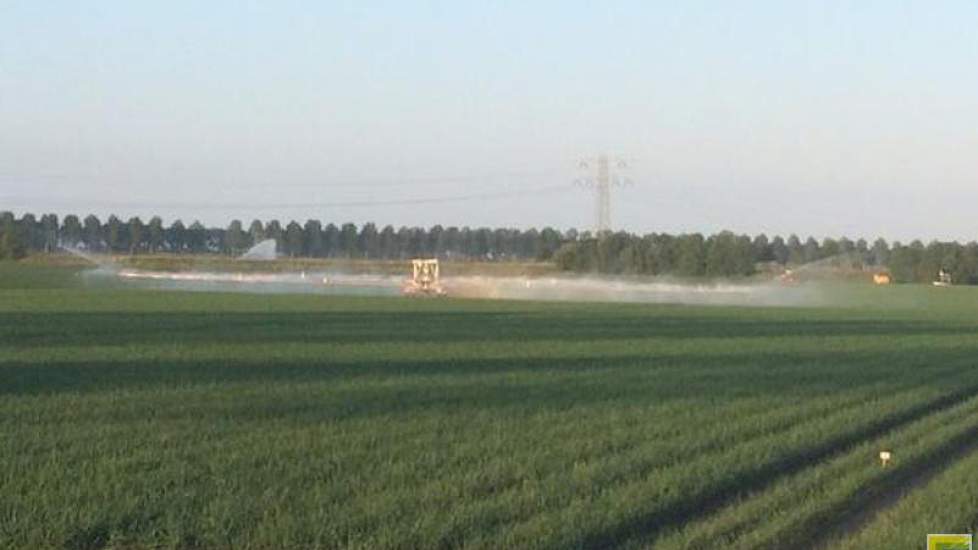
834 448 978 550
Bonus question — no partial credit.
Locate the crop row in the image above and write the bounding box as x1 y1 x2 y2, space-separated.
646 392 978 549
5 363 975 549
835 443 978 549
6 287 978 548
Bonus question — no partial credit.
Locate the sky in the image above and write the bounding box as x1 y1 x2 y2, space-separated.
1 1 977 242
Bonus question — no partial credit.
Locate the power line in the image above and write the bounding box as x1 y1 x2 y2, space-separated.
270 170 567 189
0 184 572 211
0 169 567 190
281 184 571 208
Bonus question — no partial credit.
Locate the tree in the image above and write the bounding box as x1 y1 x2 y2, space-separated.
803 237 820 264
644 233 675 275
359 223 379 259
284 221 304 257
225 220 248 255
207 227 225 254
675 233 706 277
538 227 563 260
751 234 771 263
473 228 492 259
322 223 340 258
62 215 83 248
396 227 412 259
167 220 187 253
770 236 789 265
705 231 754 277
921 241 953 283
303 220 324 257
958 243 978 285
787 235 804 264
519 228 539 260
105 215 125 253
147 217 165 253
735 235 756 275
127 217 144 254
838 237 855 255
595 231 631 273
0 214 26 260
552 242 579 271
339 223 358 258
83 215 103 251
888 241 922 283
185 222 207 253
19 213 40 253
265 220 283 253
427 225 444 258
248 220 265 245
40 214 59 252
820 238 840 259
379 225 397 259
870 238 890 267
439 226 460 259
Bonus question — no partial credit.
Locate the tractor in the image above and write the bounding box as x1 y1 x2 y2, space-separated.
402 259 446 296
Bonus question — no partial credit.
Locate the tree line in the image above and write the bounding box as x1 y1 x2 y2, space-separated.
552 231 978 284
1 211 976 284
0 211 563 262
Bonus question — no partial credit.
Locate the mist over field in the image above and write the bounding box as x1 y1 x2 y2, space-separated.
93 268 818 306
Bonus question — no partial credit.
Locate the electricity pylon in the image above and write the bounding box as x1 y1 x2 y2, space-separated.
576 154 631 234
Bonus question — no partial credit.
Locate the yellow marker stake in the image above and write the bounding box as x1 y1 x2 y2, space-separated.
879 450 892 467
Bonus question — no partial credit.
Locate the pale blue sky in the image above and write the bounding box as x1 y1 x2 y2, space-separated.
2 1 977 241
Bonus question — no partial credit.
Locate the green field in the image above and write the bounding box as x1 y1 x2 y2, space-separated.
2 264 978 549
